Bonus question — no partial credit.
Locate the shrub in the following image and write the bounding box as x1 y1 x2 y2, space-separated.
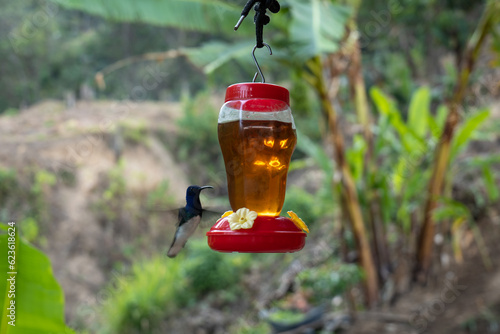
299 264 362 304
97 239 252 333
282 186 321 226
184 239 251 297
99 256 190 334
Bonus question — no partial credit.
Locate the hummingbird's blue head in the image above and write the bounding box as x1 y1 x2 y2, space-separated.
185 185 213 210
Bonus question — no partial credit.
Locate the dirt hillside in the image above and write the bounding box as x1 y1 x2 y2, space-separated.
0 99 192 323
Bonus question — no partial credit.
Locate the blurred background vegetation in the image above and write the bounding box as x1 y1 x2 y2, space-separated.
0 0 500 333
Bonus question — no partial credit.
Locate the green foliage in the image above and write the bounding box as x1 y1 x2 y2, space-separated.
0 168 56 230
268 309 305 323
3 108 19 116
229 320 271 334
286 0 351 60
49 0 248 35
299 263 362 303
177 91 218 152
292 131 338 217
99 256 189 334
451 109 490 159
176 91 222 181
440 58 459 99
346 134 367 182
295 130 333 179
282 186 322 225
432 197 493 268
18 217 39 243
371 86 427 153
433 198 471 222
481 166 499 202
358 0 484 106
460 306 500 333
93 160 127 221
184 40 257 76
448 154 500 209
0 224 74 334
289 71 324 142
0 169 18 205
32 170 57 194
377 52 414 102
98 239 251 333
57 168 77 188
17 170 56 231
370 86 434 227
369 85 496 234
120 121 149 146
145 180 175 210
407 86 431 138
184 240 251 297
428 104 448 138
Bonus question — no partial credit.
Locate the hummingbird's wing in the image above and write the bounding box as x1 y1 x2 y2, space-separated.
147 205 226 257
199 209 226 228
167 208 201 258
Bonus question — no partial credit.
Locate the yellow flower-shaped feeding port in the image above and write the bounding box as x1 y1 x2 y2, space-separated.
228 208 258 230
220 211 233 219
287 211 309 233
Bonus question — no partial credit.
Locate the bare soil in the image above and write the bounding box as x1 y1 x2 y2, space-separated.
0 99 191 324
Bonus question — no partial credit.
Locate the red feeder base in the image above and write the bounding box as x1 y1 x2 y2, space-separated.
206 215 307 253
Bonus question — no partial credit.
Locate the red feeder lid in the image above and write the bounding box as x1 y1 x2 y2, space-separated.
225 83 290 106
206 216 306 253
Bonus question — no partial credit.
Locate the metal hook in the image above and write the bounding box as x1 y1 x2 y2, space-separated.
252 43 272 83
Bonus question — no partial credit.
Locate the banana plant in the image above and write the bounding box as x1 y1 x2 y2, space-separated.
49 0 249 34
370 86 492 227
49 0 351 84
370 86 432 232
415 0 500 280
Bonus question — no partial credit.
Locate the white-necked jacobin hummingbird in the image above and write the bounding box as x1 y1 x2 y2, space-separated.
167 185 214 258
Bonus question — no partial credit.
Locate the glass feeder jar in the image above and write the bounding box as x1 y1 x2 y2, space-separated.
207 83 306 253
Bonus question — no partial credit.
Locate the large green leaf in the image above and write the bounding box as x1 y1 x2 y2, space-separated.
48 0 249 34
184 40 263 74
450 109 490 160
407 86 430 138
287 0 350 59
0 225 73 334
346 134 366 182
370 87 426 152
432 198 471 221
482 166 500 202
370 87 407 139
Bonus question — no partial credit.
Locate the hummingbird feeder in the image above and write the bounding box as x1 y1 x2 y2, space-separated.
207 0 308 253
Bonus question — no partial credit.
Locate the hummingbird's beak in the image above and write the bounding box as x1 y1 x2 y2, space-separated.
200 186 214 191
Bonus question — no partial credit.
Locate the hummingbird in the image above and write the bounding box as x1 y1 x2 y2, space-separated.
167 185 214 258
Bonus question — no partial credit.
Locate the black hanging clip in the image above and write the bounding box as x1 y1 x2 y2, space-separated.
234 0 280 48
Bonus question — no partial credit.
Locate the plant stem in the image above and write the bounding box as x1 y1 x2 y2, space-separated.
310 55 379 307
344 7 391 284
414 0 499 281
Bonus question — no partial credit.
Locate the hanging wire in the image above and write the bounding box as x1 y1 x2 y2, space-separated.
252 43 272 83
